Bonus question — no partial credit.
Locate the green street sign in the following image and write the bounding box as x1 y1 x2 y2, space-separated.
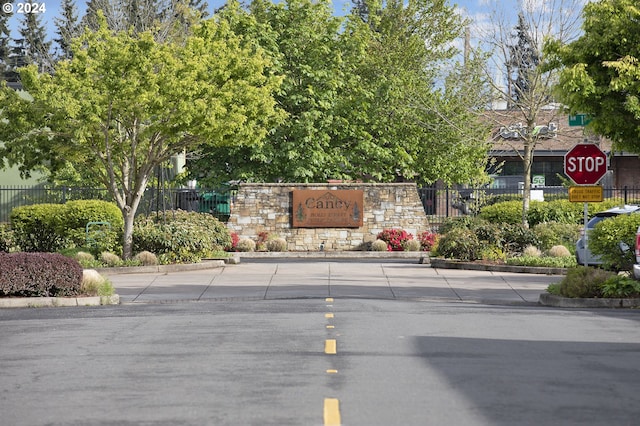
569 114 592 127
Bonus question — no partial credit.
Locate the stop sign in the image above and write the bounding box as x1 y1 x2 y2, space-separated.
564 143 608 185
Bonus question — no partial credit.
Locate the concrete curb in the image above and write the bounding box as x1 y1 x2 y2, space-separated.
0 294 120 309
236 251 429 260
539 293 640 308
96 260 226 275
430 258 567 275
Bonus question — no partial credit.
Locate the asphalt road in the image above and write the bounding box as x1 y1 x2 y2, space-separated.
1 261 640 425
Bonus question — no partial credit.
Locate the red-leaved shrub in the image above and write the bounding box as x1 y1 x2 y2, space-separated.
377 229 413 251
0 252 83 297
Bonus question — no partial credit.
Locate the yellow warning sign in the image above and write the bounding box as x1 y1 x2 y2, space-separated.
569 186 603 203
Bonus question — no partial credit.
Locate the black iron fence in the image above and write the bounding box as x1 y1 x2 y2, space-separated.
2 185 640 225
418 185 640 228
0 186 236 223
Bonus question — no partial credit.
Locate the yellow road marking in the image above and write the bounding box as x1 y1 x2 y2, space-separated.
325 313 334 319
326 369 338 374
325 339 337 354
324 398 341 426
326 325 335 329
326 298 334 302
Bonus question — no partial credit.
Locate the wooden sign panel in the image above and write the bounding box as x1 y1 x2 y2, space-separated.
292 190 364 228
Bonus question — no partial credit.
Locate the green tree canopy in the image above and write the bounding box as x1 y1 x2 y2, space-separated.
0 14 284 258
188 0 491 187
546 0 640 153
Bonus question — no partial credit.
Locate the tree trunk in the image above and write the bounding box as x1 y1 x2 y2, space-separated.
521 138 534 228
121 207 136 260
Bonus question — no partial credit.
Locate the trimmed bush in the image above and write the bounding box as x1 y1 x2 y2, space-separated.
61 200 123 255
371 239 388 251
377 229 413 251
558 266 614 298
523 245 542 257
0 252 83 297
532 221 581 253
437 228 481 261
81 269 115 296
478 200 522 225
0 223 14 252
526 200 581 226
100 252 122 267
417 231 438 251
134 251 159 266
547 245 571 258
236 238 256 252
589 213 640 272
10 204 67 252
403 239 421 252
133 210 232 263
266 238 288 252
501 224 540 256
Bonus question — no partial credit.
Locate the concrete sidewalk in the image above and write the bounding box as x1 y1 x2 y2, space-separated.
105 259 562 306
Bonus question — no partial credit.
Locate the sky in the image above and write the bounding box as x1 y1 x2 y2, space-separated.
2 0 514 37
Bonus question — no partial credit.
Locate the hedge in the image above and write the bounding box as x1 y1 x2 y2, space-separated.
0 252 83 297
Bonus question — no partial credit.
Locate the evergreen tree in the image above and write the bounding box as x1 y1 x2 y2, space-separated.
17 1 53 74
54 0 80 60
0 2 12 81
506 13 540 108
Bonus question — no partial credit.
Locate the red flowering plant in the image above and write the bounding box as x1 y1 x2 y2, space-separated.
226 232 240 251
417 231 438 251
377 229 413 251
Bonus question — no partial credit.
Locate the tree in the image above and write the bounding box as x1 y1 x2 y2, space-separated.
0 15 284 259
546 0 640 154
188 0 491 187
476 0 584 226
54 0 81 60
17 0 53 73
0 2 12 81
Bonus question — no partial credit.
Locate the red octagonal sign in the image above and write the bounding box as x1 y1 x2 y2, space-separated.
564 143 608 185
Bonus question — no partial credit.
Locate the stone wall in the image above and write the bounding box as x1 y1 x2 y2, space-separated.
227 183 431 251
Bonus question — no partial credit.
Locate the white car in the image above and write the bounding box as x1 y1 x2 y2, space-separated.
634 225 640 280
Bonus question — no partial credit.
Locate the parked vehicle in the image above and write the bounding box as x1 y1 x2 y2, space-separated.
576 205 640 266
634 225 640 279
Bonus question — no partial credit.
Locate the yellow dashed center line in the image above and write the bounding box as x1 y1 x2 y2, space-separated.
325 339 337 354
326 325 335 329
326 298 334 302
324 398 341 426
325 313 334 319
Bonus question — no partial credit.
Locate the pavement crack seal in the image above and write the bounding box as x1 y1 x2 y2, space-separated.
263 264 279 300
197 269 222 301
380 264 397 299
499 274 527 302
131 274 161 303
441 276 463 301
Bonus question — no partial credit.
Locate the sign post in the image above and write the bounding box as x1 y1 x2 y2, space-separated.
564 143 608 266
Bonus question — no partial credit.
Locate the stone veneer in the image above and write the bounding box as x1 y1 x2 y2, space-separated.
227 183 431 251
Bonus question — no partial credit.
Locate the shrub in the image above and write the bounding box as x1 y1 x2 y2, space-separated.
526 200 582 226
256 231 270 251
81 269 115 296
403 239 421 252
0 252 83 297
133 210 231 263
266 238 288 252
10 204 67 252
478 200 522 225
370 239 388 251
507 255 577 268
417 231 438 251
438 216 488 234
501 224 540 256
226 232 240 251
134 251 159 266
600 275 640 298
236 238 256 252
479 246 506 262
532 221 581 253
547 245 571 258
0 223 15 252
377 229 413 251
437 228 481 261
523 245 542 257
61 200 123 255
100 252 122 267
589 213 640 272
558 266 614 298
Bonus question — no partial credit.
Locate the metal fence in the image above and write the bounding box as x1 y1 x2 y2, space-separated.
417 185 640 228
0 186 236 223
2 185 640 225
